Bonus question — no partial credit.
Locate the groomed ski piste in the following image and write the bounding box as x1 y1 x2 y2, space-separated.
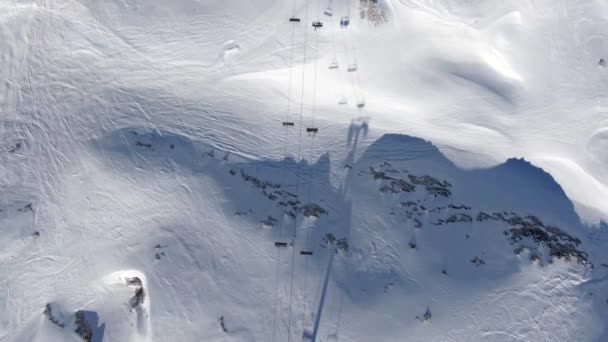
2 0 608 341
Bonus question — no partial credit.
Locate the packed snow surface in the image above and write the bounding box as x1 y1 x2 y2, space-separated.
1 0 608 341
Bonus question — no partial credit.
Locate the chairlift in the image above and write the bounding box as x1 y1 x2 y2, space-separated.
306 127 319 134
340 16 350 28
312 21 323 30
282 121 295 126
289 17 301 22
300 251 313 255
324 7 333 17
328 59 339 69
275 242 288 247
347 64 357 72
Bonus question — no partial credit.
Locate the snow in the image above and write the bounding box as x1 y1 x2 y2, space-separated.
1 0 608 341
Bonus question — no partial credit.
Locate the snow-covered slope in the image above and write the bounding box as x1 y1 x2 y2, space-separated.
1 0 608 341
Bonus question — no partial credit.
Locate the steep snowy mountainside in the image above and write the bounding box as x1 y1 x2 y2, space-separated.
341 0 608 222
4 124 606 341
5 128 608 341
3 0 606 222
1 0 608 341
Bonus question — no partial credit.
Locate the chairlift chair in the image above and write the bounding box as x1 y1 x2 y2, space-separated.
282 121 295 126
306 127 319 134
347 64 357 72
338 97 348 105
356 100 366 108
289 17 301 22
312 21 323 30
340 16 350 28
275 242 288 247
300 251 313 255
324 7 333 17
328 59 339 69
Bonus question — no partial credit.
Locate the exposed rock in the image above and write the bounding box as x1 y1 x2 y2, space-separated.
301 203 328 218
130 286 145 309
74 310 92 342
505 222 587 264
445 213 472 223
43 303 65 328
8 142 21 153
337 238 349 252
17 203 33 212
470 256 485 266
417 307 432 322
126 277 145 309
514 245 530 256
448 204 471 210
322 233 336 246
261 215 277 227
154 244 167 259
384 282 394 294
135 141 152 148
235 169 326 218
386 179 416 193
126 277 142 287
476 211 588 264
407 174 451 197
239 169 280 190
476 212 494 222
368 165 451 197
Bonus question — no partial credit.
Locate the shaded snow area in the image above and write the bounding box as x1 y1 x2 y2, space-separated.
2 0 608 341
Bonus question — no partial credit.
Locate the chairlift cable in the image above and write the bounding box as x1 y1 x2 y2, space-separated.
328 0 337 61
272 1 301 340
342 0 365 110
301 0 322 326
339 2 364 108
286 0 311 339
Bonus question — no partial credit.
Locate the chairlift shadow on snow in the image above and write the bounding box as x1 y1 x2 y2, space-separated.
346 118 370 149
